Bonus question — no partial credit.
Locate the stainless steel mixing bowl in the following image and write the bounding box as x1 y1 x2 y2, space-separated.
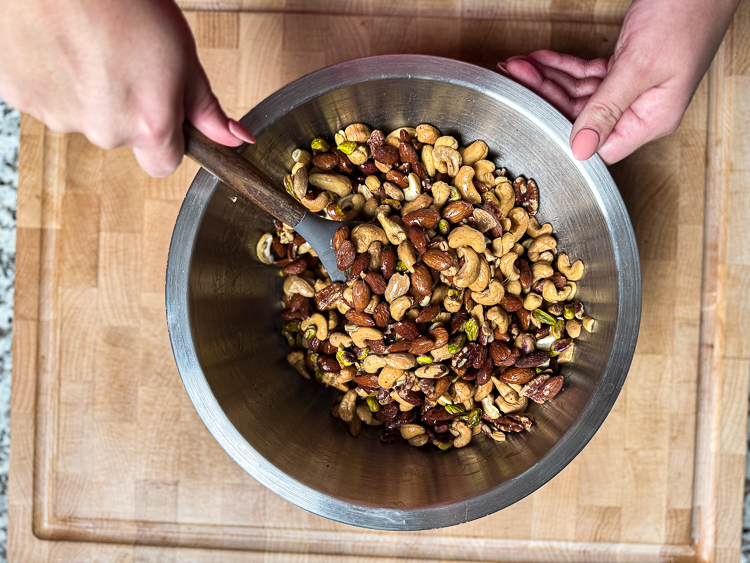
166 55 641 530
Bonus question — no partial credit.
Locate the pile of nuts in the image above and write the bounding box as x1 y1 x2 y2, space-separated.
256 123 596 450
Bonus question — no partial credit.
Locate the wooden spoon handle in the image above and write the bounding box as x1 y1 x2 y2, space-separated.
183 121 307 227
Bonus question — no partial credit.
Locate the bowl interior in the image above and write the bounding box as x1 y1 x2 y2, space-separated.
169 57 639 530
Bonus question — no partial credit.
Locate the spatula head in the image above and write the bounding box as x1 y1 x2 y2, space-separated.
293 212 358 283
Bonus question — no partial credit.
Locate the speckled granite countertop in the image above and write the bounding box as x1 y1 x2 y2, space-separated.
0 100 748 562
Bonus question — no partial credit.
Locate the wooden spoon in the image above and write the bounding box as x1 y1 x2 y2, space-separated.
183 122 352 282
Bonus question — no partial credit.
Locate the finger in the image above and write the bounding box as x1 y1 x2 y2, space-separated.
525 50 609 80
569 61 646 161
132 113 185 177
184 63 255 146
504 58 579 121
517 56 602 99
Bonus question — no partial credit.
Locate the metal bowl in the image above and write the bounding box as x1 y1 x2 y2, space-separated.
166 55 641 530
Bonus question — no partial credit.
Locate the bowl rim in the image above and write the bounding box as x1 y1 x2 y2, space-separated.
166 54 642 531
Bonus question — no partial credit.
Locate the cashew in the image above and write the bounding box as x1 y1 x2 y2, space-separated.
328 310 339 330
430 285 448 306
421 145 437 177
487 306 510 333
541 280 573 302
505 279 522 296
473 160 496 187
400 424 426 440
434 136 459 149
527 235 557 258
531 261 554 284
468 254 491 292
508 207 530 243
481 395 500 419
566 281 577 300
454 247 481 288
582 316 596 332
408 434 430 447
558 253 584 281
492 378 528 414
496 180 515 218
453 165 481 204
362 354 387 373
338 390 357 422
283 276 314 297
350 224 389 253
415 363 449 379
535 250 555 263
527 216 553 238
389 295 414 321
309 173 352 197
337 365 356 384
338 193 365 221
292 166 309 200
403 173 421 202
499 252 520 281
386 127 416 147
374 160 392 174
300 190 330 212
348 326 383 348
462 140 489 167
391 391 417 411
329 332 353 349
356 404 373 426
433 145 462 177
292 148 312 167
443 288 463 313
386 353 416 370
416 124 441 144
450 420 472 448
286 350 311 379
377 212 408 245
523 293 543 311
430 181 451 209
452 381 474 403
472 279 505 306
378 366 404 389
345 123 371 143
474 380 493 402
448 225 486 254
385 273 410 303
300 313 328 341
256 232 274 264
397 241 418 273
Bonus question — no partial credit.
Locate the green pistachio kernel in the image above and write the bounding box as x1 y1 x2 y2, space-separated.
564 303 575 320
416 355 433 365
278 269 285 277
356 347 370 360
467 408 482 428
536 367 544 374
311 137 329 151
383 198 402 210
447 288 460 299
283 175 295 198
304 327 316 340
433 439 452 450
437 219 450 235
309 353 319 363
337 141 357 155
551 318 565 340
366 395 381 412
315 368 324 381
444 404 465 415
282 321 301 333
447 334 467 354
281 331 295 347
336 350 353 367
396 260 408 272
449 186 461 201
533 308 557 326
465 318 479 341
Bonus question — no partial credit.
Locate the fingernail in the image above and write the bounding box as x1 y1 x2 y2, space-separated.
571 129 600 161
229 119 256 144
496 63 510 78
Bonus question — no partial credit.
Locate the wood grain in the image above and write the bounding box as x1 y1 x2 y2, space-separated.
8 3 750 562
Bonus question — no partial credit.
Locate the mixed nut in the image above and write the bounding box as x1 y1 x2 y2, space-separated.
257 123 596 450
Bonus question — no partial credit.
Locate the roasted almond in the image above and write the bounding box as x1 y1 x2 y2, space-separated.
393 320 420 340
372 145 400 165
403 209 441 229
311 153 338 171
499 294 523 312
333 225 350 252
415 303 439 323
387 340 413 353
381 246 396 280
421 249 453 271
352 279 371 313
282 258 307 276
348 253 370 280
411 264 432 295
409 226 428 253
441 201 474 223
335 240 356 271
345 310 375 327
515 351 550 368
499 367 535 384
364 271 387 294
373 302 390 327
386 169 409 189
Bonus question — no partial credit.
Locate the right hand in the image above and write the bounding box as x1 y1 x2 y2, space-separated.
497 0 739 164
0 0 254 177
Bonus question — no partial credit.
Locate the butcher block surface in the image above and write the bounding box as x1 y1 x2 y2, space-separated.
8 2 750 561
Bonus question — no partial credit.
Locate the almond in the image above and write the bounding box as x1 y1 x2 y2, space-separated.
345 310 375 327
348 253 370 281
393 320 420 340
409 226 428 253
387 340 413 353
335 240 356 271
373 302 390 327
499 294 523 312
372 145 399 165
415 303 439 323
386 169 408 189
352 280 371 313
333 225 350 252
515 351 550 368
422 249 452 271
441 201 474 223
364 271 387 295
381 246 396 280
403 209 441 229
311 153 338 171
411 264 432 295
499 367 535 384
282 258 307 276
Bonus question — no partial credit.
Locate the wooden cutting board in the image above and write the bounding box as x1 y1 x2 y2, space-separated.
8 2 750 562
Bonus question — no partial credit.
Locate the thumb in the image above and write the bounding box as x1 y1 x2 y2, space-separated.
184 63 255 146
569 59 644 161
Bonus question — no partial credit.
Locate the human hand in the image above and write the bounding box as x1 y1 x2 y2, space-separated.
497 0 739 165
0 0 254 177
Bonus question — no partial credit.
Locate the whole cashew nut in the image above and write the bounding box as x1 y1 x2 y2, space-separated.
377 212 408 245
448 225 486 254
527 216 553 238
283 276 315 297
495 180 515 217
472 279 505 306
300 191 330 213
433 145 462 177
301 313 329 341
523 293 543 311
329 332 353 349
453 247 481 288
453 165 481 204
481 396 500 419
389 295 414 321
348 326 384 348
508 207 530 244
527 235 557 256
351 224 389 253
362 354 387 373
531 261 554 284
499 252 520 281
462 140 489 167
468 254 491 292
397 241 418 273
473 159 496 187
286 350 311 379
309 172 353 197
421 145 437 177
541 280 573 302
404 173 422 202
486 306 510 333
338 193 365 221
558 253 585 281
450 420 472 448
